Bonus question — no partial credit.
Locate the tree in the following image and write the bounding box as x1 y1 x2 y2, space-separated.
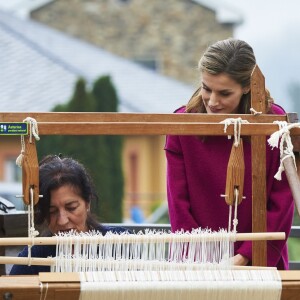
37 76 124 222
91 76 124 222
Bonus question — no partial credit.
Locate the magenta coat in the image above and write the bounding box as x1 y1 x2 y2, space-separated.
165 105 294 269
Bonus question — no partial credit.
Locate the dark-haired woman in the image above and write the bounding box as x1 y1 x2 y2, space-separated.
10 155 127 275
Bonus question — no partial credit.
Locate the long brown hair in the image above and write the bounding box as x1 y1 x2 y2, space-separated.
186 38 273 114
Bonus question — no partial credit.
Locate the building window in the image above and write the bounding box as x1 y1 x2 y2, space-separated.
133 58 158 71
4 158 22 182
129 152 138 204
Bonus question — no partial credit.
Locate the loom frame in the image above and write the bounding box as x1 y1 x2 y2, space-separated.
1 66 300 299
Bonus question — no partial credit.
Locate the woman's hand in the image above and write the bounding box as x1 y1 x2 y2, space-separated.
232 254 249 266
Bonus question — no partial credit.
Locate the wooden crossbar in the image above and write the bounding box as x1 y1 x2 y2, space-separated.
1 271 300 300
2 119 300 136
0 112 287 123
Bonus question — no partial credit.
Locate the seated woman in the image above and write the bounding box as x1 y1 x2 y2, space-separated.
10 155 127 275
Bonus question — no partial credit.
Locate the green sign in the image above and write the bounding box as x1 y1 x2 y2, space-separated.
0 123 28 135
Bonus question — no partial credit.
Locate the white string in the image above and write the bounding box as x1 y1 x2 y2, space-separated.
39 282 49 300
232 188 239 234
227 189 239 234
16 117 40 168
250 108 262 116
228 206 232 232
27 187 39 265
39 282 43 300
267 121 300 180
220 118 249 146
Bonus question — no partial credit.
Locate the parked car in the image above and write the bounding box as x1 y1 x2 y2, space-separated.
0 182 28 275
0 182 24 211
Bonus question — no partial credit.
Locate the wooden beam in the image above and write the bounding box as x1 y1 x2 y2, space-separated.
0 112 287 123
1 122 300 136
251 65 267 266
0 272 299 300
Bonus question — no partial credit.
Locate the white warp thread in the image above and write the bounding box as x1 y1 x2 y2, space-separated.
79 269 282 300
52 229 235 273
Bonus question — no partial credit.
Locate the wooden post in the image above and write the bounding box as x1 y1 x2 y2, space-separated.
251 65 267 266
285 113 300 217
22 136 39 205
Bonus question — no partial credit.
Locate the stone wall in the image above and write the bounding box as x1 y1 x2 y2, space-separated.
31 0 234 87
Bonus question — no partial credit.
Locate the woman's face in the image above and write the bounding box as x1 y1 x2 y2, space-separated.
200 72 249 114
48 185 90 234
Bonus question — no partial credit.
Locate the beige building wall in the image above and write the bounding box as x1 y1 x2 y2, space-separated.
0 136 20 181
122 135 166 220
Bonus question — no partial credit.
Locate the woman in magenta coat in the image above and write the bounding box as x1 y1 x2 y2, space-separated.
165 38 294 269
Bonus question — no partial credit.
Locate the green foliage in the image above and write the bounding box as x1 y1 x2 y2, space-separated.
293 208 300 226
288 238 300 261
92 76 118 112
91 76 124 222
37 76 124 222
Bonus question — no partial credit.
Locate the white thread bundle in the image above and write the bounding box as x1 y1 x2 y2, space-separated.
16 117 40 168
79 269 282 300
267 121 299 180
220 118 249 146
52 228 234 273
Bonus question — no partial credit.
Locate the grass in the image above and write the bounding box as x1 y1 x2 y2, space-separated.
288 238 300 261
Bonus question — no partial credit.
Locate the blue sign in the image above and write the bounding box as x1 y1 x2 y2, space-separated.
0 123 28 135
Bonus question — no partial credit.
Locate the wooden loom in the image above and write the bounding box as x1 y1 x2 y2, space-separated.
0 66 300 299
